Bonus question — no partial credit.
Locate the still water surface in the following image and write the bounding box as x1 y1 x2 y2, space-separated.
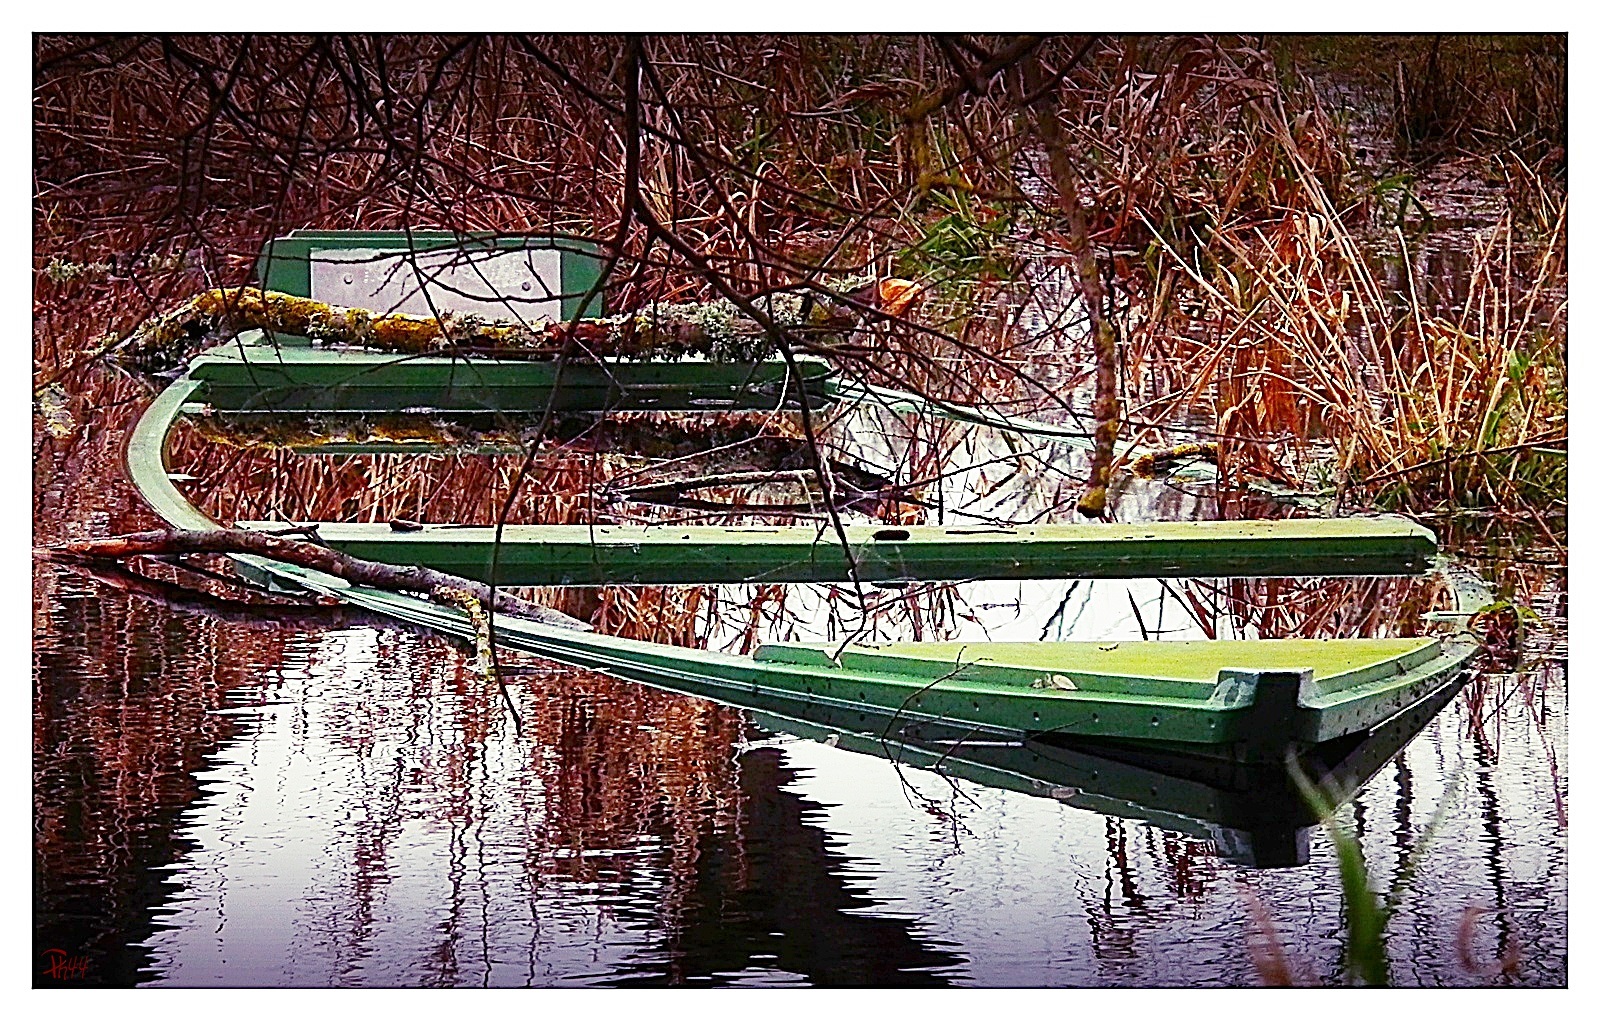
34 175 1566 984
33 379 1567 985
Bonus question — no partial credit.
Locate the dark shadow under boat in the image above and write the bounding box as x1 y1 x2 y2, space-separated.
730 671 1468 869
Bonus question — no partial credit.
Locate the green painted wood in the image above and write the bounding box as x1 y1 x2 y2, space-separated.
126 377 214 532
756 638 1440 692
231 516 1437 585
126 375 304 593
188 343 833 414
756 636 1473 751
561 240 606 320
256 229 606 318
125 344 1482 761
312 581 1476 758
734 666 1467 866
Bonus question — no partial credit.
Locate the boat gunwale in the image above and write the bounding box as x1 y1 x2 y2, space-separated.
122 340 1488 755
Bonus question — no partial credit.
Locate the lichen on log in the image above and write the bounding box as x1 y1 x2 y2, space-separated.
113 282 914 370
434 586 501 687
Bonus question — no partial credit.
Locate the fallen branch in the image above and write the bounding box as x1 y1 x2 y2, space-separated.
51 556 381 628
112 282 917 370
433 585 522 730
39 527 590 631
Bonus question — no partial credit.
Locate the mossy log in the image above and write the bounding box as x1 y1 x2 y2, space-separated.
115 281 919 370
433 586 502 687
1128 442 1221 478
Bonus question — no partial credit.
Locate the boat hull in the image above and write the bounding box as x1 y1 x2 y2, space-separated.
122 331 1485 762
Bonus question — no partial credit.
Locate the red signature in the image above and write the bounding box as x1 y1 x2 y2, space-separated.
41 948 90 981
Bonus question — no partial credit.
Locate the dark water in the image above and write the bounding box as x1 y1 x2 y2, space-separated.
32 368 1567 988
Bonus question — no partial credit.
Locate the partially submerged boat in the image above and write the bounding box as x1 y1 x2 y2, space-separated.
734 667 1471 867
123 231 1488 766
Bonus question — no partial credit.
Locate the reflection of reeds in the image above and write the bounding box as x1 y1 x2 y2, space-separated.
523 669 745 872
1459 657 1566 829
34 33 1566 987
35 563 759 976
1281 757 1465 987
32 571 282 982
1075 817 1226 980
1163 574 1449 641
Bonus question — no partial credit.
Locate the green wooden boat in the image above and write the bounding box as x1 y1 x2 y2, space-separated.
728 668 1469 867
190 341 834 414
230 518 1438 584
120 233 1487 764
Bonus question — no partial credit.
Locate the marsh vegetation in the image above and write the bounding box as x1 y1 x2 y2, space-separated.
34 34 1564 987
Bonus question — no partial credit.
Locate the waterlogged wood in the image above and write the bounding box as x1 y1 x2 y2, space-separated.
119 340 1480 760
757 638 1442 689
42 528 590 630
1130 442 1221 477
756 635 1473 749
735 669 1469 868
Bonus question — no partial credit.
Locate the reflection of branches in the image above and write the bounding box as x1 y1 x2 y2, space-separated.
37 30 1562 728
50 556 371 626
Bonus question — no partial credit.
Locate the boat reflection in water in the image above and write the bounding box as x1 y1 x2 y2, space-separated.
728 672 1468 869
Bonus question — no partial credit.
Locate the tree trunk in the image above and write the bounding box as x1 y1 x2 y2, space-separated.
1022 57 1122 519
